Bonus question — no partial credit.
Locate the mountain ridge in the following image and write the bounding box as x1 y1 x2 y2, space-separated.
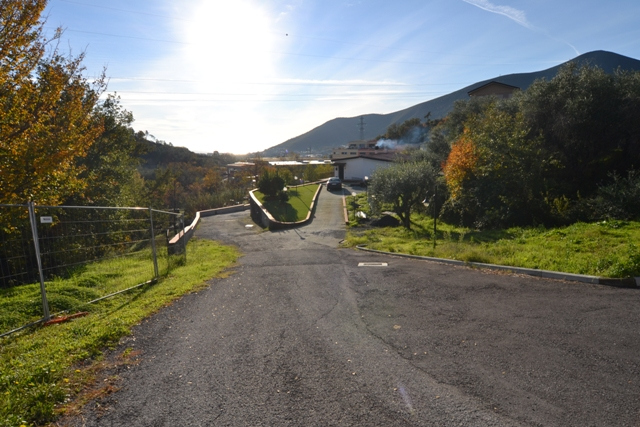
262 50 640 156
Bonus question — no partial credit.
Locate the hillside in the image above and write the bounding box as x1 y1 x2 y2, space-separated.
135 137 236 178
262 50 640 156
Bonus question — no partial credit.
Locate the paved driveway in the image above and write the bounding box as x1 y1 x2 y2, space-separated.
66 188 640 426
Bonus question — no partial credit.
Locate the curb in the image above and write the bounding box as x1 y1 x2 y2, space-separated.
355 245 638 289
342 191 349 225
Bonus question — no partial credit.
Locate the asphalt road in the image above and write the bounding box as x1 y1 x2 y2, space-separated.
64 187 640 426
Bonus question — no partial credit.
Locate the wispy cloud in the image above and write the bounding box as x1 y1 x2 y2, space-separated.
462 0 533 29
461 0 579 55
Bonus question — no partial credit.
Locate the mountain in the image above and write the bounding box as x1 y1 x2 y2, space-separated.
262 51 640 156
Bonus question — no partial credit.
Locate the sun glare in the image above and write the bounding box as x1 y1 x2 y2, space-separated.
181 0 276 84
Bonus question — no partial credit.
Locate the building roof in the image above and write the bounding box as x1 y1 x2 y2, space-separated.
331 154 395 164
268 160 332 166
226 162 255 168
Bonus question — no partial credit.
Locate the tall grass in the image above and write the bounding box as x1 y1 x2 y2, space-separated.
0 238 238 427
0 250 161 335
345 194 640 278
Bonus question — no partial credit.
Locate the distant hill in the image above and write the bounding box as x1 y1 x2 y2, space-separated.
136 137 236 178
262 50 640 156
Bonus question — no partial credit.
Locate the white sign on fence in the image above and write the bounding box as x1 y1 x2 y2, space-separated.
40 216 53 224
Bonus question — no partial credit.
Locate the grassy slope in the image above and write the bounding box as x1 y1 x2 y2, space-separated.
346 194 640 278
0 238 239 427
254 184 319 222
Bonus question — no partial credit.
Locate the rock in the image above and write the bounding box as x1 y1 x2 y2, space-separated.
371 214 400 227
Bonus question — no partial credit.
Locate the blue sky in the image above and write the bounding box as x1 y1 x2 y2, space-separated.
44 0 640 154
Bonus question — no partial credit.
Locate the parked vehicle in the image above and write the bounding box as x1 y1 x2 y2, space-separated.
327 177 342 191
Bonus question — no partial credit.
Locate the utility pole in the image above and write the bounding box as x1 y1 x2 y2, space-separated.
358 116 366 140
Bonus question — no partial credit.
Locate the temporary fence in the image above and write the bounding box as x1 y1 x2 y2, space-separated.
0 203 186 337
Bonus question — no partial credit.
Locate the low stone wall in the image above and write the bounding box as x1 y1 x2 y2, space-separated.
200 204 250 217
342 193 349 225
169 183 322 248
168 204 250 253
167 212 198 255
249 191 273 228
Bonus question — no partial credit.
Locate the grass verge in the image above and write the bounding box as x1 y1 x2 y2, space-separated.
345 193 640 278
0 238 239 427
254 184 319 222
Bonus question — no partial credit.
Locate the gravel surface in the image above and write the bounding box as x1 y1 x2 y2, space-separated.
61 188 640 426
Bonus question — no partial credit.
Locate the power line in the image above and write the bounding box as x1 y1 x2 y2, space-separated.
112 94 445 103
52 0 562 65
53 25 527 67
111 89 451 96
104 77 470 87
50 28 189 45
55 0 192 22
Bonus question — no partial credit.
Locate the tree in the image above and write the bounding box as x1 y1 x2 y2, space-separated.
442 102 550 228
518 63 640 199
0 0 106 205
257 168 285 199
442 129 478 200
425 96 495 170
66 94 142 206
380 118 426 143
369 160 436 229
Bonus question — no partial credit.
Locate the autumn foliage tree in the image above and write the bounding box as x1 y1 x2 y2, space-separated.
0 0 106 205
441 103 549 228
442 130 478 200
431 62 640 228
369 159 437 229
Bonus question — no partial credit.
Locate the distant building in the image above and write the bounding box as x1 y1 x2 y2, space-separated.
330 140 396 160
468 81 520 99
226 162 256 180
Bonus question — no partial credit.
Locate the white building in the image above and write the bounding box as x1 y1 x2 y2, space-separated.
332 155 394 182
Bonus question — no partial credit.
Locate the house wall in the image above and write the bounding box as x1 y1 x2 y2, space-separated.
336 157 392 181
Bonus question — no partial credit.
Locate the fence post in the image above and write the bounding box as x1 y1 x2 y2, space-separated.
28 201 50 321
180 213 187 262
149 208 159 278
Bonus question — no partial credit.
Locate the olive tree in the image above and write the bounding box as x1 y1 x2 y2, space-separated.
369 160 436 229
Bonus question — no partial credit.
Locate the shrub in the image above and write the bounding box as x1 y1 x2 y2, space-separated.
588 170 640 220
257 169 285 199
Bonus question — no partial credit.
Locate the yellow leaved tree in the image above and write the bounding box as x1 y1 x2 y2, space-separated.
0 0 106 205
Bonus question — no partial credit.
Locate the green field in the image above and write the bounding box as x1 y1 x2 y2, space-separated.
254 184 319 222
345 193 640 278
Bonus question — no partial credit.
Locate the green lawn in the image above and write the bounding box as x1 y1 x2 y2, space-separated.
254 184 319 222
0 238 239 427
345 193 640 278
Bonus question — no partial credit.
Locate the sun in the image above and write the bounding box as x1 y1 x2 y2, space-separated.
180 0 276 84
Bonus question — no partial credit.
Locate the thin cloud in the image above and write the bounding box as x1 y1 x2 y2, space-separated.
462 0 534 29
461 0 580 55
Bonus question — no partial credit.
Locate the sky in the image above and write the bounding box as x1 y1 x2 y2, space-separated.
43 0 640 154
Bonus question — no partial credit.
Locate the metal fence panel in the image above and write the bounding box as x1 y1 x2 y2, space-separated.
0 204 185 337
0 204 42 331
